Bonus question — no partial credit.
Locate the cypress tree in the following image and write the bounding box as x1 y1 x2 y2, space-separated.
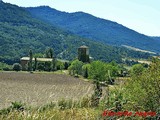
34 57 37 71
29 49 33 73
84 67 88 78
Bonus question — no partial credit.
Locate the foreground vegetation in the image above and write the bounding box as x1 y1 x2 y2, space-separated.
0 58 160 119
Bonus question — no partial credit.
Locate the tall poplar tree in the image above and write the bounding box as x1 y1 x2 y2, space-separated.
29 49 33 72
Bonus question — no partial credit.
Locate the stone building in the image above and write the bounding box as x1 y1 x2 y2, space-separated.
20 57 69 71
20 57 53 70
78 45 90 63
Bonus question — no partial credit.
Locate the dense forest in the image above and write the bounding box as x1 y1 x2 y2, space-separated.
152 36 160 41
27 6 160 53
0 2 152 65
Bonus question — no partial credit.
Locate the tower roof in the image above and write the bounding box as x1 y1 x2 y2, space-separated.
79 45 89 48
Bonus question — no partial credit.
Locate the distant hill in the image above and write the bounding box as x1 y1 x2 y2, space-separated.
122 45 156 54
0 2 151 64
151 37 160 41
26 6 160 53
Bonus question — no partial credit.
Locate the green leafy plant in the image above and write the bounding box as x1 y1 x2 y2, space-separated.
12 63 22 71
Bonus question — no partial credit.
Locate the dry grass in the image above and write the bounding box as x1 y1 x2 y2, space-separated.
0 108 101 120
0 72 94 109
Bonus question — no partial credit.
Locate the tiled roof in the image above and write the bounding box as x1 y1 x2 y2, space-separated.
79 45 89 48
20 57 69 62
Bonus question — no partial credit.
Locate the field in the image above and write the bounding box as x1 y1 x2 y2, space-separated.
0 72 94 109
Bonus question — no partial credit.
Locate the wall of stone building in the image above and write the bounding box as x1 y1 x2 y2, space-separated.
20 60 28 70
78 48 89 63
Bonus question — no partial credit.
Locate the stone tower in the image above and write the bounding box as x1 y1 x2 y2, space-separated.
78 45 89 63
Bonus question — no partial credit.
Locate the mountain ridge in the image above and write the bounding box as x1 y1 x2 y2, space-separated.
0 1 152 64
152 37 160 41
26 6 160 53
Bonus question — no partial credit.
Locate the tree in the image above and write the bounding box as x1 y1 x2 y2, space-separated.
106 64 118 78
49 48 54 58
37 62 45 71
64 62 69 70
88 61 108 106
59 63 65 72
44 61 52 71
88 61 107 82
34 57 37 71
45 47 54 58
12 63 22 71
82 64 90 78
130 64 144 77
55 61 64 71
28 49 33 72
123 59 160 114
33 53 44 58
51 58 56 71
68 60 83 76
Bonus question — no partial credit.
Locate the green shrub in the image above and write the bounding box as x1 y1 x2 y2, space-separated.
10 101 25 111
123 59 160 113
38 102 56 112
2 67 11 71
12 63 22 71
0 62 11 71
58 99 69 110
82 64 90 78
37 62 45 71
68 60 84 76
0 101 25 115
130 64 144 77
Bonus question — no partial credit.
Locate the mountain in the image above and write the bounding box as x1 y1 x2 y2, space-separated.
0 2 151 64
26 6 160 53
152 37 160 41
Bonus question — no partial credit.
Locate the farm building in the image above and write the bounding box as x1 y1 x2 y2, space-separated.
20 57 69 70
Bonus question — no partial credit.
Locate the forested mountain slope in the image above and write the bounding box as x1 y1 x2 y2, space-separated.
27 6 160 53
0 2 151 64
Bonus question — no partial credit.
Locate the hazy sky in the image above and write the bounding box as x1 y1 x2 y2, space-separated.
3 0 160 36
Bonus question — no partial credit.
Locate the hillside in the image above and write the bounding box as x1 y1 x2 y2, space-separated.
0 2 151 64
152 37 160 41
26 6 160 53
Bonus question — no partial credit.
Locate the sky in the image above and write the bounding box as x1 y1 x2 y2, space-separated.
2 0 160 36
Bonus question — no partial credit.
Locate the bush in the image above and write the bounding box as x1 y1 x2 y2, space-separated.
58 99 73 110
12 63 22 71
44 61 52 71
37 62 45 71
68 60 84 76
0 62 11 71
38 102 56 112
88 61 107 82
130 64 144 77
82 64 90 78
0 101 25 115
10 101 25 111
64 62 69 70
123 59 160 114
56 61 64 71
2 67 11 71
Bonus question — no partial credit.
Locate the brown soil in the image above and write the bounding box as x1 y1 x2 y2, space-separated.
0 72 93 109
